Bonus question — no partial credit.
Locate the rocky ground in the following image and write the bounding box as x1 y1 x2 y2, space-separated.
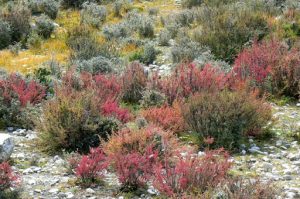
1 103 300 199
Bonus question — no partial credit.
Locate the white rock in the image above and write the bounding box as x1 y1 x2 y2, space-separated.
65 192 74 199
86 188 95 194
0 133 14 162
49 188 59 194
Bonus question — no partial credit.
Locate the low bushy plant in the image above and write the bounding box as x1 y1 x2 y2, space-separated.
75 147 108 186
142 101 185 134
171 37 207 63
35 14 55 39
1 4 31 43
121 62 148 104
81 2 107 29
74 56 113 75
28 0 59 19
0 73 45 129
182 90 272 150
0 162 19 191
158 29 171 46
142 43 157 65
193 2 270 63
0 20 11 49
140 89 166 108
67 26 100 60
152 63 227 104
233 38 300 98
153 149 231 197
37 71 126 153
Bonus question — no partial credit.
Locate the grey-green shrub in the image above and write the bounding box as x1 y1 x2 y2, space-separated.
26 32 42 49
1 4 31 42
138 17 154 38
142 43 157 64
74 56 113 75
140 89 166 108
103 22 130 40
29 0 59 19
0 20 11 49
171 36 207 63
158 29 171 46
35 14 55 39
81 2 107 28
67 26 100 60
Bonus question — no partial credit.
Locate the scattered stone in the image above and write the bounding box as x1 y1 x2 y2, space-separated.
0 133 14 162
86 188 95 194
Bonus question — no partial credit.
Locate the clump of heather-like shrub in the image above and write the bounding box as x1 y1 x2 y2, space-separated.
112 146 159 191
153 149 231 198
121 62 148 104
151 63 227 104
28 0 59 19
0 20 11 49
0 162 19 191
35 14 55 39
81 2 107 29
75 148 108 187
0 73 45 129
142 101 186 134
233 38 300 98
104 125 189 191
37 71 128 153
182 90 272 150
140 89 166 108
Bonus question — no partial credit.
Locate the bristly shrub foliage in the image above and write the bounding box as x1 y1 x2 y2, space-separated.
104 126 187 191
142 101 186 134
140 89 166 108
193 1 270 63
81 2 107 29
37 71 128 153
28 0 59 19
112 146 159 191
151 63 227 104
233 38 300 98
153 149 231 198
35 14 55 39
0 162 19 191
1 3 31 43
121 62 148 104
75 147 108 187
67 26 100 60
0 73 45 129
182 90 272 150
0 20 11 49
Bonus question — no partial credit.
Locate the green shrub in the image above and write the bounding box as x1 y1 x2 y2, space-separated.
193 1 270 63
35 14 55 39
171 36 207 63
61 0 85 8
158 29 171 46
1 4 31 43
26 32 42 49
142 43 157 65
183 90 272 150
67 26 100 60
74 56 113 75
29 0 59 19
138 17 154 38
140 89 166 108
0 20 11 49
81 2 107 29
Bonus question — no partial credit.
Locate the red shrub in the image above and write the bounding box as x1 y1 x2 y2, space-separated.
141 101 186 134
0 162 19 191
233 39 300 97
153 149 231 197
151 63 227 103
112 146 159 191
101 101 131 123
0 74 45 106
75 148 108 186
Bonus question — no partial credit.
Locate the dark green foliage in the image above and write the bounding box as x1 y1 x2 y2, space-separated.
74 56 113 75
183 90 272 150
67 26 100 60
29 0 59 19
1 4 31 43
0 19 11 49
35 14 55 39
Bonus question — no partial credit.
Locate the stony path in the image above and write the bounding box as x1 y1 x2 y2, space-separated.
8 130 120 199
